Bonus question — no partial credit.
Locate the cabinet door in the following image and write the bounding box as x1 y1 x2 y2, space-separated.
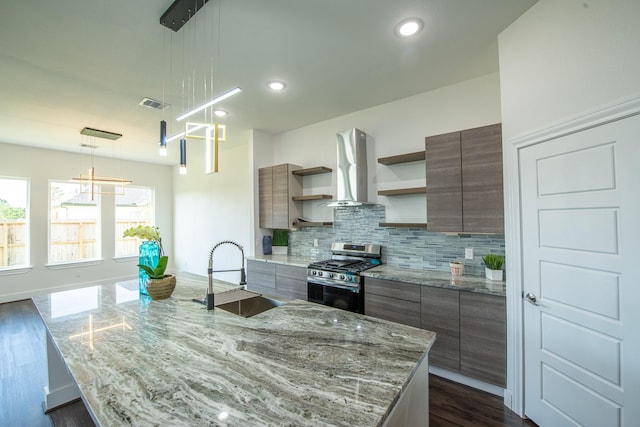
246 260 276 296
275 264 307 301
461 123 504 233
365 278 421 328
425 131 463 232
421 287 460 372
459 292 506 386
258 167 273 229
271 164 290 229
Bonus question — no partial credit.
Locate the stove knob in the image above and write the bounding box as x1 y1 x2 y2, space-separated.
328 273 334 278
339 274 345 280
312 270 317 275
317 271 323 277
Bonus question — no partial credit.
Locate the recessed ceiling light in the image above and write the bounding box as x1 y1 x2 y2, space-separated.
213 109 227 117
396 18 423 37
267 81 286 91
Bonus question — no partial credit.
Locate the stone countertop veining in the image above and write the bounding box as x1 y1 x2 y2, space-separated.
32 274 434 426
362 265 506 297
246 254 319 268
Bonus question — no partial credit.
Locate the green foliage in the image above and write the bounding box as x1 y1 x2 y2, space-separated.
482 254 504 270
0 200 25 220
272 229 289 246
123 225 160 242
138 256 169 279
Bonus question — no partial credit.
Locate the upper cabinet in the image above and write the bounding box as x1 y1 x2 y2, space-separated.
425 123 504 234
259 164 302 229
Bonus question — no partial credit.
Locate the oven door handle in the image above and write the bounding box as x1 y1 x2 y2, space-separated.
307 278 361 292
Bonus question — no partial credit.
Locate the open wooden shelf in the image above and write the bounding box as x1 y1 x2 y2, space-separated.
292 221 333 227
292 166 332 176
379 223 428 228
292 194 332 201
377 187 426 196
377 151 425 165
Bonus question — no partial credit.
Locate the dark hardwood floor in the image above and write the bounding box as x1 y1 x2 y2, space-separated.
1 299 536 427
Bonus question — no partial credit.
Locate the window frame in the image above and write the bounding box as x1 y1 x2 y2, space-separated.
0 176 30 272
47 180 102 266
114 185 156 259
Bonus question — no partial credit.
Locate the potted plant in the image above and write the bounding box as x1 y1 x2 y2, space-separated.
483 254 504 281
137 256 176 300
271 229 289 255
123 225 164 295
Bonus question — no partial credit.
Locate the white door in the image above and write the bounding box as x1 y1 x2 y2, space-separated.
520 114 640 426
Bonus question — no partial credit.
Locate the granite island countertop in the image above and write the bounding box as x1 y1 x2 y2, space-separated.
32 274 434 426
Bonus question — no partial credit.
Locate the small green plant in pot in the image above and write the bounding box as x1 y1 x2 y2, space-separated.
271 229 289 255
483 254 504 282
138 256 176 300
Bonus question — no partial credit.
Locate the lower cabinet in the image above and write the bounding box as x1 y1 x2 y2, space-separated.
364 276 506 387
275 264 307 301
420 287 460 372
365 278 421 328
246 260 276 296
459 292 506 386
246 260 307 301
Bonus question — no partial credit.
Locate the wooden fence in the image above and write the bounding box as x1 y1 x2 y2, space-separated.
0 220 149 266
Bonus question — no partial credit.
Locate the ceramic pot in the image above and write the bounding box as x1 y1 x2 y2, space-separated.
485 267 503 281
450 261 464 276
146 275 176 300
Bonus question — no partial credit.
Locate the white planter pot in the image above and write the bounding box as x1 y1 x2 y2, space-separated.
271 246 288 255
485 267 503 281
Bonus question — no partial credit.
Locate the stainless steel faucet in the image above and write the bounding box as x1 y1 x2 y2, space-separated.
198 240 247 310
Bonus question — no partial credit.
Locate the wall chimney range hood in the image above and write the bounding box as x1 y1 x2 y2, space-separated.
327 128 370 207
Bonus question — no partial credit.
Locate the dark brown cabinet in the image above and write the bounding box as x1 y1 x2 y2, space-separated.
425 123 503 233
459 292 506 386
258 164 302 229
421 286 460 372
364 278 421 328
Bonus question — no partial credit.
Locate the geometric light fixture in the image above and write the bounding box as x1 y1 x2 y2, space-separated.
175 86 242 121
72 127 132 200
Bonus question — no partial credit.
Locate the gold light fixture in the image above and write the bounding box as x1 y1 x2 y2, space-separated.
72 127 132 200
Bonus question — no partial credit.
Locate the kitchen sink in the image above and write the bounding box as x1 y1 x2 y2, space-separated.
217 295 283 318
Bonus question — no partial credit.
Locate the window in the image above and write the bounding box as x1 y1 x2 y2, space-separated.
0 177 29 269
115 186 154 257
49 181 100 264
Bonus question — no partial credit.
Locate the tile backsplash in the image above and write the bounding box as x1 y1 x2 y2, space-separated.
289 204 505 277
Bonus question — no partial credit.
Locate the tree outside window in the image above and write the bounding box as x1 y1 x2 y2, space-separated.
0 177 29 269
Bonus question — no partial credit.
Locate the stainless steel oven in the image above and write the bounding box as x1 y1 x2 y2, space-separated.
307 243 381 314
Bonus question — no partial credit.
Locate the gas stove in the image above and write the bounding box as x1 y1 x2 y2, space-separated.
307 243 381 290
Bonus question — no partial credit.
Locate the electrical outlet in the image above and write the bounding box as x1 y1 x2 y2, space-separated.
465 247 474 260
313 239 318 247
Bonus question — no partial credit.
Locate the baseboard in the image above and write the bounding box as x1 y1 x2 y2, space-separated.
428 366 504 397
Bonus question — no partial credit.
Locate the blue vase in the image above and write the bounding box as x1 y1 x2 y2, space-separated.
139 241 160 296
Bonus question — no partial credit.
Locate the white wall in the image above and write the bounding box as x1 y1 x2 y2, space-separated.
0 142 173 302
270 72 502 224
498 0 640 415
499 0 640 141
172 130 253 286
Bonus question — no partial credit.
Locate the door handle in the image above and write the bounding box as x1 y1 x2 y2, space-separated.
524 292 540 306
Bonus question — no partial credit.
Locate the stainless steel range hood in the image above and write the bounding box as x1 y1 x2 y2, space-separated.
327 128 369 207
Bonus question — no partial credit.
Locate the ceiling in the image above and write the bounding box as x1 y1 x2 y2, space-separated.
0 0 536 166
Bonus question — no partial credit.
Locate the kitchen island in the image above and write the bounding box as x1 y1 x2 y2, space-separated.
32 274 434 426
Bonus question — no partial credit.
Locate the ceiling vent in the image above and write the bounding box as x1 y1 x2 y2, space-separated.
139 97 170 111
